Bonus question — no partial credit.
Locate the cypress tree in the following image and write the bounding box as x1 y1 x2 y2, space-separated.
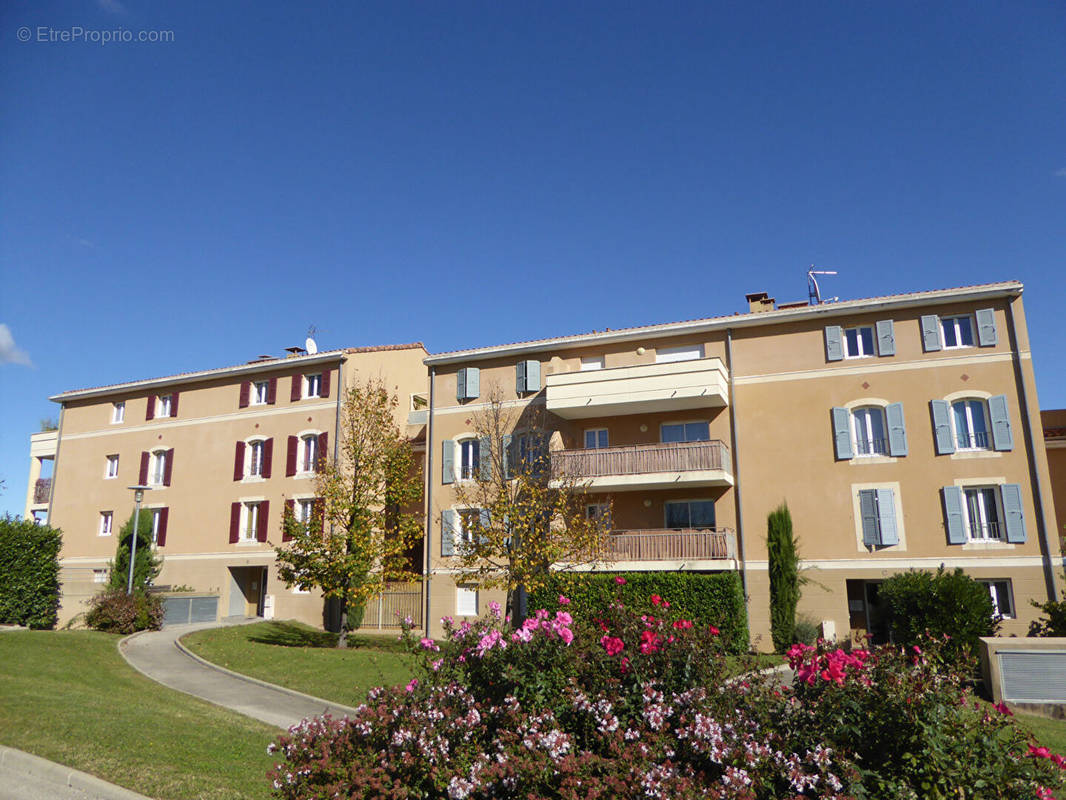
767 502 799 653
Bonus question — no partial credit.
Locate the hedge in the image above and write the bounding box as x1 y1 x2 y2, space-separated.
0 516 62 629
529 571 749 654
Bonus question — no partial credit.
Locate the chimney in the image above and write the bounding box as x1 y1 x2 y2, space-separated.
745 292 776 313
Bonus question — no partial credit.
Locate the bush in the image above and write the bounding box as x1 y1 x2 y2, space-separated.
876 566 997 662
1029 580 1066 637
529 571 748 654
767 503 799 653
85 589 163 634
107 511 162 592
792 614 820 646
0 515 61 629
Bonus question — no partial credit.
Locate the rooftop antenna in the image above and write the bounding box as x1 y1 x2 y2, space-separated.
305 325 319 355
807 266 839 305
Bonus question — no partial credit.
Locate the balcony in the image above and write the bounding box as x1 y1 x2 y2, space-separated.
550 439 732 491
545 358 728 420
33 478 52 505
604 528 736 563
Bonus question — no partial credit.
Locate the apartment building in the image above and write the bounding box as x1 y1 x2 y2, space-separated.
422 281 1062 646
33 343 427 627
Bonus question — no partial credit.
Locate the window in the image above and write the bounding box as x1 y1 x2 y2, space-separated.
248 440 265 477
456 586 478 616
241 502 262 542
92 569 107 584
105 454 119 479
826 321 895 361
857 488 899 547
296 499 316 525
979 580 1015 619
943 484 1025 544
301 435 318 473
287 433 325 477
584 429 609 449
515 361 540 393
304 373 322 399
151 451 168 485
158 394 172 418
586 503 610 523
952 399 990 450
852 408 887 456
664 500 716 529
457 509 481 544
151 509 164 545
656 344 703 363
252 380 269 405
458 439 480 480
111 402 125 423
456 367 480 401
843 326 875 358
661 421 710 443
580 356 604 371
963 486 1003 541
941 316 974 349
99 511 113 536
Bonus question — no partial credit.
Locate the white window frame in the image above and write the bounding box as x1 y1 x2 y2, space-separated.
843 326 876 359
246 439 266 479
296 498 315 525
150 507 164 546
941 315 975 349
458 437 480 481
240 501 262 543
92 569 108 584
150 450 168 486
99 511 113 537
580 356 604 371
456 585 478 616
660 420 710 443
851 406 888 457
300 434 318 474
252 380 269 405
978 579 1015 619
951 398 992 451
303 373 322 399
962 485 1004 542
111 402 125 424
655 344 703 363
157 394 172 418
584 428 609 449
456 508 481 545
105 454 120 479
849 481 908 552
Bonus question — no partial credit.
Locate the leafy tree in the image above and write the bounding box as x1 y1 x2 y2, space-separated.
1029 574 1066 637
108 510 162 592
449 386 611 622
767 502 800 653
274 379 423 647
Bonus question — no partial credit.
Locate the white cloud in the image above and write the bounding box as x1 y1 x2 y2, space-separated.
0 324 32 367
1055 167 1066 178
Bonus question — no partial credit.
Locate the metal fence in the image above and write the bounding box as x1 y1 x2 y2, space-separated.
604 528 736 561
357 582 423 629
551 440 728 479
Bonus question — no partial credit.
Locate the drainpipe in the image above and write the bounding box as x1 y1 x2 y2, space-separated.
1004 299 1059 600
424 367 436 638
725 329 751 631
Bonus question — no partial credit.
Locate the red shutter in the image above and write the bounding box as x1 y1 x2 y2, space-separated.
257 500 269 542
314 498 325 534
283 499 294 542
170 392 179 418
286 436 298 476
229 502 241 543
317 432 328 470
239 382 250 408
320 369 331 399
138 451 150 485
163 449 174 486
145 396 156 421
290 376 302 402
233 441 245 481
262 438 273 478
267 377 277 405
156 508 169 547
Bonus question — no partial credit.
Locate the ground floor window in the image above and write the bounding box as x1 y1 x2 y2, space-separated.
456 586 478 616
664 500 715 529
978 579 1015 619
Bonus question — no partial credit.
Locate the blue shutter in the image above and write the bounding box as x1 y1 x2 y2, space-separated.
859 490 880 546
930 400 955 455
832 407 853 460
502 434 512 479
442 440 455 484
524 360 540 392
921 315 943 352
942 487 966 544
988 395 1013 451
1001 484 1026 543
875 488 898 545
456 369 467 401
479 437 491 481
478 508 491 544
875 319 896 356
886 402 908 457
825 326 844 362
976 308 998 347
441 510 456 557
466 367 480 399
515 361 527 394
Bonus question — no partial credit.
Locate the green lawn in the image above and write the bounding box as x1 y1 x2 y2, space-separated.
0 630 278 800
181 621 417 707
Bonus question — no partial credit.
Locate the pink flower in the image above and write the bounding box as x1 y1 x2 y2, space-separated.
405 678 418 693
709 625 720 636
488 600 502 618
430 658 443 671
651 594 663 607
614 576 626 585
600 635 624 656
419 637 439 651
639 629 662 655
993 702 1013 716
1028 745 1052 760
557 626 574 645
554 610 573 627
672 619 693 630
619 656 630 674
558 595 570 605
912 645 922 655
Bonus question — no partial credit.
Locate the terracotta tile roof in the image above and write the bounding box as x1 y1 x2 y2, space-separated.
1045 427 1066 440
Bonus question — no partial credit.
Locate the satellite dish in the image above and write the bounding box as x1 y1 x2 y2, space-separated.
305 337 318 355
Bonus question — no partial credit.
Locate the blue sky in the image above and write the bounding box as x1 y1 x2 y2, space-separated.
1 1 1064 517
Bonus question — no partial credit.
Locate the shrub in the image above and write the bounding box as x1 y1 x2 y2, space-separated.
1029 580 1066 637
792 614 820 646
529 571 748 654
767 503 799 652
107 511 162 592
876 566 997 662
0 515 62 629
85 589 163 634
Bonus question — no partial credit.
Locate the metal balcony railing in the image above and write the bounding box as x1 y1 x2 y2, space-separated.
957 431 991 450
855 437 888 456
603 528 736 561
967 520 1002 541
551 439 729 480
33 478 51 504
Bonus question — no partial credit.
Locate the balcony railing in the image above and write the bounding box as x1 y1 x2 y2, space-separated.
551 439 729 480
603 528 736 562
33 478 51 505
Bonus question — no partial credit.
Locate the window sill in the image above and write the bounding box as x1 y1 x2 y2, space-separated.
293 472 315 480
850 455 898 465
961 540 1014 551
242 476 266 484
236 540 263 547
950 450 1001 460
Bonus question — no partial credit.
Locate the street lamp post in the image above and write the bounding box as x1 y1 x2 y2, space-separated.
127 485 152 594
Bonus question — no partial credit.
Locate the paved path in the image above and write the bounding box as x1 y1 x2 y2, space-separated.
120 621 361 730
0 747 151 800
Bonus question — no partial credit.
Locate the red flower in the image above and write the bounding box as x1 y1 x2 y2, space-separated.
600 635 625 656
639 629 662 654
614 576 626 585
672 619 693 630
709 625 720 636
651 594 662 606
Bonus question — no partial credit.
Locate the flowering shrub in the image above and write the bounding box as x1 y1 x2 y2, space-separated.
269 598 1065 800
85 588 163 634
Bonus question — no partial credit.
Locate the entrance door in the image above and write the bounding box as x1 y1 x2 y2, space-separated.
228 567 267 618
